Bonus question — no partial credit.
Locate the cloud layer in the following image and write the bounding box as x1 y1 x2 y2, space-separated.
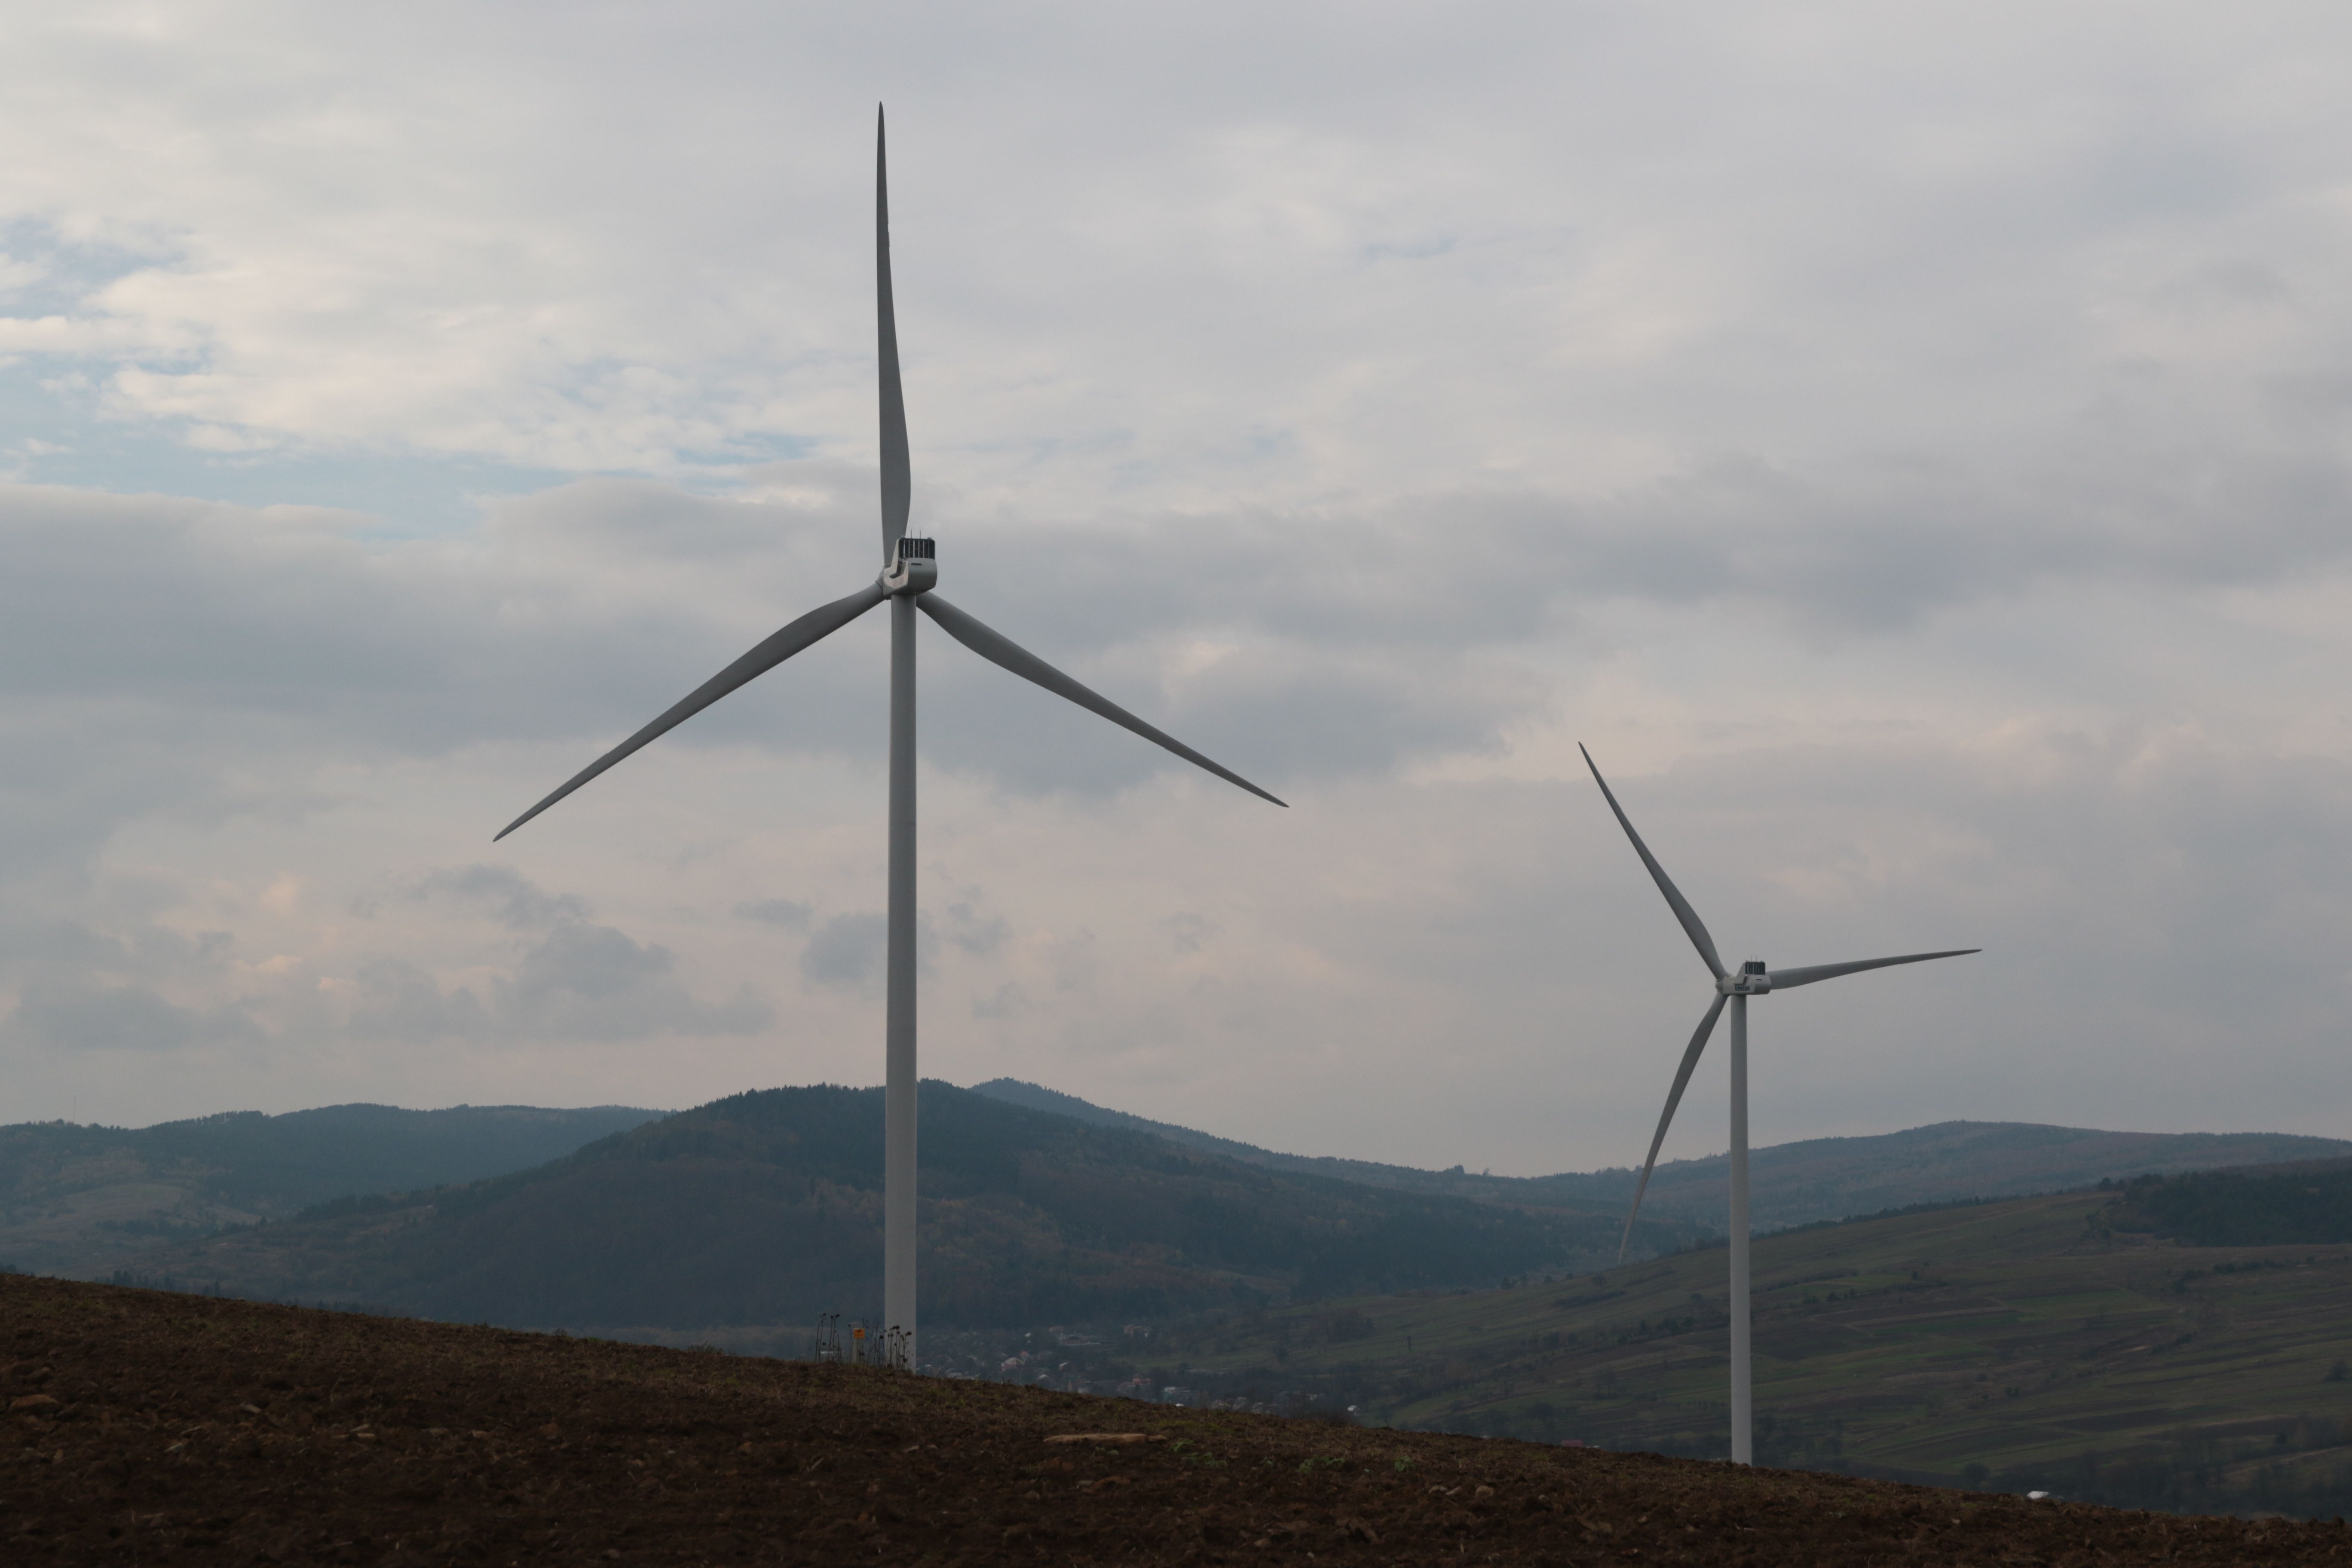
3 3 2352 1176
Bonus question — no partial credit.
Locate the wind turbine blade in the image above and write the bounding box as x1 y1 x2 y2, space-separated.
494 582 889 842
918 593 1286 807
1580 745 1727 981
1767 948 1980 991
876 105 912 560
1619 992 1729 1262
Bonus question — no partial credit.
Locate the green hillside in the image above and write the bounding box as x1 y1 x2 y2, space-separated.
970 1078 2352 1232
1158 1188 2352 1517
114 1083 1697 1331
0 1102 661 1276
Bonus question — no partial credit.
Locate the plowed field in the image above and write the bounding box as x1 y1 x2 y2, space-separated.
3 1275 2343 1563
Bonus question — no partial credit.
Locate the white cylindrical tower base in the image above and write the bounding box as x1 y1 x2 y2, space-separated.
883 593 919 1367
1728 991 1751 1464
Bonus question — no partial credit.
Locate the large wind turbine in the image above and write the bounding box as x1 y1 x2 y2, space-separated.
494 110 1285 1367
1580 745 1974 1465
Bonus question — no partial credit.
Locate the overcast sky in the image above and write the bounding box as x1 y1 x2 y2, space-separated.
4 2 2352 1176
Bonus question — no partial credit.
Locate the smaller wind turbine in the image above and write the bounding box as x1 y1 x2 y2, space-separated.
1580 744 1976 1466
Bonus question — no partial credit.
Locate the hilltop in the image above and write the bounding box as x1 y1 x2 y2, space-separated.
104 1084 1685 1335
0 1103 660 1277
3 1273 2336 1566
970 1079 2352 1231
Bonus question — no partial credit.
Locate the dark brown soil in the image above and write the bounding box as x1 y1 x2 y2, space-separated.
3 1275 2344 1564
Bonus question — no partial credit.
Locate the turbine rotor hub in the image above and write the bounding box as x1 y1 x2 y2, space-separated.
1720 959 1771 995
883 536 937 596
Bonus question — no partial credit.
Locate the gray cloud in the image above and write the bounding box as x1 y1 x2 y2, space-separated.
346 957 493 1046
799 913 887 989
9 978 261 1054
937 899 1011 960
6 3 2352 1166
799 901 1011 991
405 866 590 930
338 933 773 1047
495 921 772 1044
343 922 774 1047
338 867 778 1046
0 853 779 1059
8 435 2352 849
0 913 261 1056
733 898 813 929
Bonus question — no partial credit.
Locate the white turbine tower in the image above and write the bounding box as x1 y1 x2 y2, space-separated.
1580 745 1975 1465
495 110 1285 1368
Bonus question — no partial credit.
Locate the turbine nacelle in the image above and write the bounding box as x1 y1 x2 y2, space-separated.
883 536 937 596
1718 960 1770 995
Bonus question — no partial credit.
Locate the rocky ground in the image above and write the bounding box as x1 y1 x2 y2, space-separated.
4 1274 2346 1564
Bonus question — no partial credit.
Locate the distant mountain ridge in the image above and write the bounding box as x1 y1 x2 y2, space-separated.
107 1083 1688 1329
966 1079 2352 1234
18 1081 2349 1342
0 1102 663 1276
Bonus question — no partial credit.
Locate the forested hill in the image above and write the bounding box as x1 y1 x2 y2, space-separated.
2095 1157 2352 1246
0 1103 662 1276
970 1079 2352 1233
112 1083 1698 1332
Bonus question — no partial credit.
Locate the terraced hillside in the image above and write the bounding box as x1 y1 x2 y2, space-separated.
1164 1189 2352 1515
